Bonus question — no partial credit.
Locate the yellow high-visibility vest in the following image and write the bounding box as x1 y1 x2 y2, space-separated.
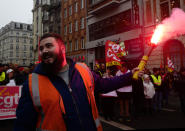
0 72 5 82
150 75 162 86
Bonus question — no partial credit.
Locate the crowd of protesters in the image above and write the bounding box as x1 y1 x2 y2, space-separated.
0 63 36 86
93 62 185 123
0 61 185 124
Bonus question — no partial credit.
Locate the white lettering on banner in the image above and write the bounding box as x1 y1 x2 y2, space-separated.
107 49 113 57
107 49 120 61
0 93 19 108
109 43 119 53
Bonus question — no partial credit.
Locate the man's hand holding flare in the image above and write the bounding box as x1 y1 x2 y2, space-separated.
132 44 156 80
132 67 144 78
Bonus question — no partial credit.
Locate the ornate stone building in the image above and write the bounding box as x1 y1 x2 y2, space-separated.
0 22 34 66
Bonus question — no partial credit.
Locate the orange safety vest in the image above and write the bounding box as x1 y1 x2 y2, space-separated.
28 63 102 131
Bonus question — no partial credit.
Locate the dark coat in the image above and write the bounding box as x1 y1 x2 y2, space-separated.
14 60 132 131
174 73 185 97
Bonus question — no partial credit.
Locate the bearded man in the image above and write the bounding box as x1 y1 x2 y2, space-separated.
14 33 143 131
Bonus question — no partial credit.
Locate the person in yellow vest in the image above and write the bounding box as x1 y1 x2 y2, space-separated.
14 33 143 131
150 68 162 112
0 63 7 85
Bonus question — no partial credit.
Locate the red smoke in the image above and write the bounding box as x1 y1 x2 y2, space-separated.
154 8 185 43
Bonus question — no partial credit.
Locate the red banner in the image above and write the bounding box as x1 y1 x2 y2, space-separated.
0 86 22 120
105 40 123 67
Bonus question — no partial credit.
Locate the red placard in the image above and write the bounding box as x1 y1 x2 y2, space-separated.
105 40 123 67
0 86 22 120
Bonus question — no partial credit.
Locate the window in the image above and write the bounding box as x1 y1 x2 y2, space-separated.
81 37 85 49
23 25 27 30
65 42 68 52
24 38 27 43
10 51 13 57
170 0 180 9
24 52 26 57
16 45 19 50
16 52 19 57
22 33 27 36
88 10 132 41
75 2 78 12
30 40 33 44
50 16 54 22
69 23 72 33
80 17 85 29
81 0 84 9
30 52 32 57
64 25 67 35
64 8 67 18
30 46 33 50
160 1 169 20
23 59 26 65
24 45 27 50
75 39 78 50
10 44 13 50
145 0 152 24
27 25 32 31
69 5 72 16
16 32 19 35
69 41 72 51
75 20 78 31
16 23 20 29
16 38 19 42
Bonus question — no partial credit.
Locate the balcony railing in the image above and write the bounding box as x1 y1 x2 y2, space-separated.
88 0 121 15
49 0 61 9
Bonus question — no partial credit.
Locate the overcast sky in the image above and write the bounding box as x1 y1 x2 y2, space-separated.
0 0 33 29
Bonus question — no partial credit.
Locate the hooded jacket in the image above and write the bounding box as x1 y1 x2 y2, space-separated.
14 59 132 131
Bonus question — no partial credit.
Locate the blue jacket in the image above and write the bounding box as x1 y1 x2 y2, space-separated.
14 60 132 131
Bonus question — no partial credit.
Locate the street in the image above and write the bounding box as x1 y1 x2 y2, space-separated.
0 91 185 130
100 91 185 130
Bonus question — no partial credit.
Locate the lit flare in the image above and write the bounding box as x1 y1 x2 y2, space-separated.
151 24 164 45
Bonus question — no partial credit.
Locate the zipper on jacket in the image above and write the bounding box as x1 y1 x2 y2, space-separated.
59 68 86 131
67 84 85 131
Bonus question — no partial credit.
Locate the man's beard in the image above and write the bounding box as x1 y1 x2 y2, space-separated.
41 50 64 75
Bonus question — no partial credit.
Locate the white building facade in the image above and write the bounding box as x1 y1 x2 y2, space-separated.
0 21 34 66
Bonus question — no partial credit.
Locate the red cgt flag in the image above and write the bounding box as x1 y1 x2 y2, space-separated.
166 57 174 72
105 40 123 67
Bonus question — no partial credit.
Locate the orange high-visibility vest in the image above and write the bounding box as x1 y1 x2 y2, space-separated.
28 63 102 131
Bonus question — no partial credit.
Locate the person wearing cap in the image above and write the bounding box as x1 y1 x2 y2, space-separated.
143 74 155 115
6 68 16 86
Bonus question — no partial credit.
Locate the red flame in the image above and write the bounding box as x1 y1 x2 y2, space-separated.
151 25 164 45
